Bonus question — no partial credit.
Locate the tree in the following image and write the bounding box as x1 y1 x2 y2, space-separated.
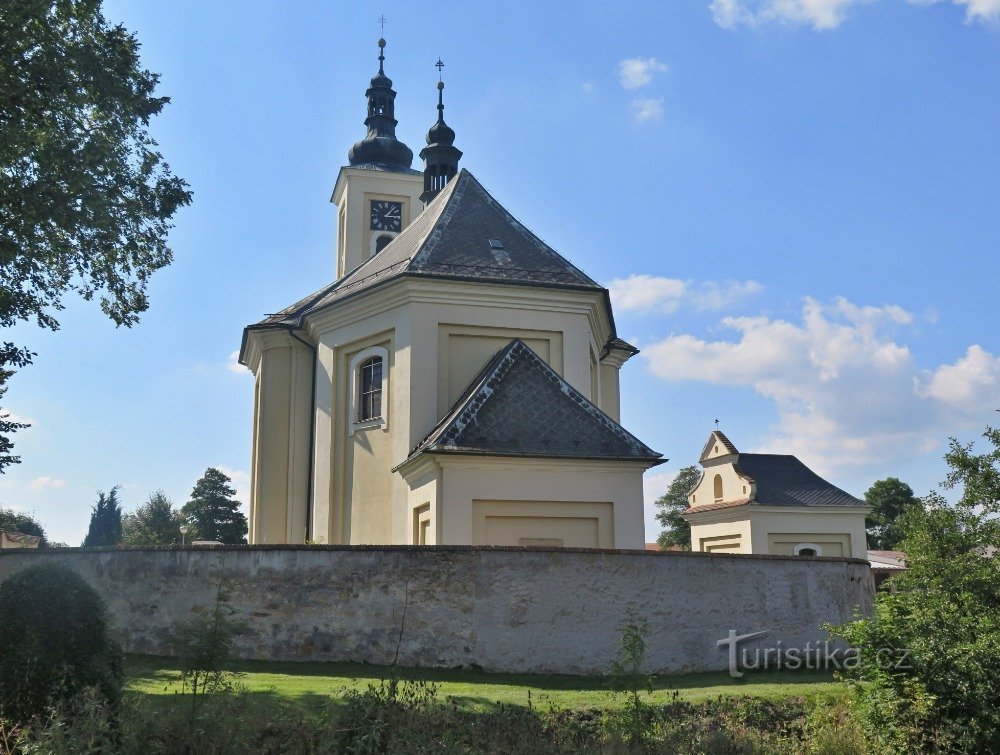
0 0 192 469
864 477 921 550
183 468 247 544
833 424 1000 752
655 466 701 549
82 487 123 546
0 505 46 544
122 490 184 545
0 563 123 722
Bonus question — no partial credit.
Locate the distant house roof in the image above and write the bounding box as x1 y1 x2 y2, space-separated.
0 529 41 549
401 339 663 465
245 169 611 340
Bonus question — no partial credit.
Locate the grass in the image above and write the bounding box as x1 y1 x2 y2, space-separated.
126 655 847 711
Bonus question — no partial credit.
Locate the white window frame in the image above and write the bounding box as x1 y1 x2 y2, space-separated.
349 345 389 435
793 543 823 557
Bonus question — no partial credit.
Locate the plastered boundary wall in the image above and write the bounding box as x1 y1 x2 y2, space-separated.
0 546 873 674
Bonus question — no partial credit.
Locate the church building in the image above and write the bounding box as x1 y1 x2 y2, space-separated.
683 431 870 559
239 39 664 548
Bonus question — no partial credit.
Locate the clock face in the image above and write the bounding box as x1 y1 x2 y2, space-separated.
370 200 402 232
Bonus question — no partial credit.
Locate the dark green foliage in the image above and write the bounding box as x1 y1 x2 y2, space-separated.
834 424 1000 753
82 487 123 546
182 468 247 544
0 345 31 472
0 0 192 464
121 491 183 546
0 505 46 544
864 476 921 550
655 465 700 549
0 563 123 723
1 686 866 754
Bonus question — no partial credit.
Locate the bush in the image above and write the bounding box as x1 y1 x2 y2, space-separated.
0 563 123 723
832 426 1000 753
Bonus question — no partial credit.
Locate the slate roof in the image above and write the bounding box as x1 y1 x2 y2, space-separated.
248 169 606 333
403 339 663 465
687 452 864 514
736 454 864 507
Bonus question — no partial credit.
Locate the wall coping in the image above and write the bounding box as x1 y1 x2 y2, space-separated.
0 543 872 566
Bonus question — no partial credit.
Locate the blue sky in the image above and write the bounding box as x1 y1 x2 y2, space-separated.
4 0 999 544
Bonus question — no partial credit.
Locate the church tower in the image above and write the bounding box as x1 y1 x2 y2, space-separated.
331 38 424 277
420 65 462 205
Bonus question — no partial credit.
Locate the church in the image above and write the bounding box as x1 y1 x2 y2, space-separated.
239 39 664 548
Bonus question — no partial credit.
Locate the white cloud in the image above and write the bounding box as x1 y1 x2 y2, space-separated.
582 81 595 94
641 296 1000 475
618 57 668 90
1 409 34 426
27 476 66 492
910 0 1000 24
712 0 1000 28
227 351 248 374
608 274 763 314
710 0 865 29
630 97 665 124
915 345 1000 415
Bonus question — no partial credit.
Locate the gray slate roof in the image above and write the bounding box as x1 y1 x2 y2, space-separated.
736 454 864 507
405 339 663 464
252 169 605 330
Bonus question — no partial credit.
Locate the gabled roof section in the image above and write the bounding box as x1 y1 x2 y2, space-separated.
250 169 603 330
736 454 864 507
699 430 740 463
404 339 663 464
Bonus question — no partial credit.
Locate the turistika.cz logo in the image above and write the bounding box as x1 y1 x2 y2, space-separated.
716 629 912 679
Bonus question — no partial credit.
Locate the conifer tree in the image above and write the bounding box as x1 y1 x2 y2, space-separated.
82 487 123 547
182 468 247 544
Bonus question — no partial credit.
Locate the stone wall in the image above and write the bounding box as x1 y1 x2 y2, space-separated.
0 546 873 674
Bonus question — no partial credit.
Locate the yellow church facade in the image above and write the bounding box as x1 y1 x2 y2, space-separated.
240 40 662 548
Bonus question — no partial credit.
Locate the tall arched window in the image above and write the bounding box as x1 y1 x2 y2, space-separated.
713 474 723 502
358 356 382 422
349 345 390 435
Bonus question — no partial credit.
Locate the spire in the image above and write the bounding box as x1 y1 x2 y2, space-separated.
420 59 462 205
347 37 414 170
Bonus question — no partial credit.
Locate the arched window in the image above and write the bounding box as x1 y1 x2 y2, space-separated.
793 543 822 557
358 357 382 422
349 345 390 435
713 474 723 502
374 234 393 254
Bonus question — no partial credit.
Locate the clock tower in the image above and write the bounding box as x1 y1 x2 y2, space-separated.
331 38 425 278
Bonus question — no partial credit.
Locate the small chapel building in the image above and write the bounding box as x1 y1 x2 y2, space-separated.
683 431 870 559
239 39 664 548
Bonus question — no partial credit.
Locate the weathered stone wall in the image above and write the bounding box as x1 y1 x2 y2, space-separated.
0 546 873 674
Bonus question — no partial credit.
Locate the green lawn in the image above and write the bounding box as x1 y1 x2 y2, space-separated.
126 655 847 710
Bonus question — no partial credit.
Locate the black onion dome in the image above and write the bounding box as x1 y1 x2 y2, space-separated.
426 119 455 146
347 38 413 170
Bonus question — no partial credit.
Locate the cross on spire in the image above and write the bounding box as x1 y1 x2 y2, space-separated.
435 57 445 82
379 14 386 32
714 418 720 429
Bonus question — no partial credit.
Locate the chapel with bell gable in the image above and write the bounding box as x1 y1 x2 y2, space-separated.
239 39 664 548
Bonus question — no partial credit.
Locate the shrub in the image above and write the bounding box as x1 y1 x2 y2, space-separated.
832 425 1000 752
0 563 123 723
